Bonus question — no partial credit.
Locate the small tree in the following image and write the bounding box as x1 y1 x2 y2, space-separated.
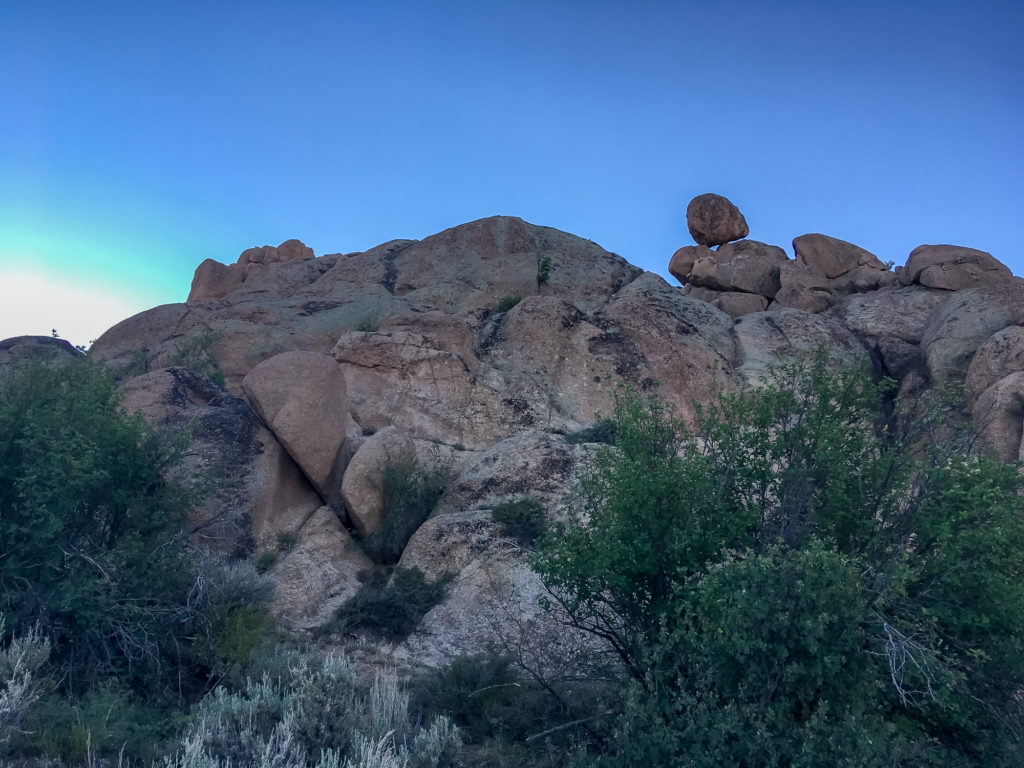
532 354 1024 766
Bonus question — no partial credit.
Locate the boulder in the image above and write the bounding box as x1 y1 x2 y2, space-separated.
0 335 80 366
793 234 887 279
829 264 899 294
921 281 1024 383
119 366 325 554
773 261 832 313
242 351 348 503
899 244 1012 291
341 426 417 538
965 326 1024 404
396 433 588 667
971 372 1024 463
717 291 769 318
269 505 374 630
686 193 749 247
188 259 242 301
713 240 788 298
667 244 714 284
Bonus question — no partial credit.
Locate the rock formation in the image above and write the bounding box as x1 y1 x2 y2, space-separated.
8 199 1011 668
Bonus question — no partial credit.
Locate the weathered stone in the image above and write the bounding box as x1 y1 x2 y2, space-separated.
773 261 832 313
340 426 417 538
921 281 1024 383
899 244 1012 290
966 326 1024 405
269 505 374 630
668 245 714 284
714 240 788 298
684 285 722 303
829 264 899 294
0 335 80 366
686 193 749 247
242 351 348 503
793 234 887 279
972 372 1024 463
717 291 769 318
734 308 866 383
831 287 949 380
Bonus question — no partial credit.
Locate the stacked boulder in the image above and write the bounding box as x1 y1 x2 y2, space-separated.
188 238 316 301
669 194 897 316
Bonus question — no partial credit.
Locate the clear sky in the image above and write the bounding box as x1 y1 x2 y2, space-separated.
2 0 1022 348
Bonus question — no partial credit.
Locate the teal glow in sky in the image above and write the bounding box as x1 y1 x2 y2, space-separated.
2 0 1022 348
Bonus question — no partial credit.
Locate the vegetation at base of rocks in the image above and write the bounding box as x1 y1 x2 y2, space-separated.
168 328 226 387
0 358 277 765
362 451 450 565
276 531 299 552
330 567 453 642
564 419 617 445
491 497 546 545
255 550 279 573
496 295 523 313
532 352 1024 767
0 615 50 747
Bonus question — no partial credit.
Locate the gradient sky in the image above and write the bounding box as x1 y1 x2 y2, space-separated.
2 0 1022 348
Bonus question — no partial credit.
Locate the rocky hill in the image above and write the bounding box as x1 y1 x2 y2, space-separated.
20 195 1024 668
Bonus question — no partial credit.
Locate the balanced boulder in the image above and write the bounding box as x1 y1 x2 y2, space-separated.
686 193 749 247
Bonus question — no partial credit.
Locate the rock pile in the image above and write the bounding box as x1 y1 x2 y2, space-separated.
670 194 899 317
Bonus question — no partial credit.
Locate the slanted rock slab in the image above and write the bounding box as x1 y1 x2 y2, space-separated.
242 351 348 504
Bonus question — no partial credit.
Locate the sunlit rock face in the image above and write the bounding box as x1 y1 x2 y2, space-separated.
71 205 1024 654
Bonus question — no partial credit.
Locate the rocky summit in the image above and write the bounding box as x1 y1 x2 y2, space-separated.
17 199 1023 666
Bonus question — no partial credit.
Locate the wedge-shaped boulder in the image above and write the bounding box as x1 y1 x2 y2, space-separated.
242 351 348 504
794 234 887 279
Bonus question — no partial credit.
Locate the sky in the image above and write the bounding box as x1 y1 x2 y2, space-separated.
1 0 1022 348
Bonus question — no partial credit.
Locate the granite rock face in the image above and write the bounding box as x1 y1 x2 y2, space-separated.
69 205 1023 654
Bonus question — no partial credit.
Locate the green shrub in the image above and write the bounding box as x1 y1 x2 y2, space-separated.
496 295 523 313
565 419 617 445
333 567 453 642
276 531 298 552
362 451 449 564
254 550 278 574
534 353 1024 766
536 256 552 289
492 498 546 544
168 328 226 387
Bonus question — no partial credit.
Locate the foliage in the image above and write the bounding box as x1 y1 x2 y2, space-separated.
169 328 226 387
162 649 460 768
0 359 204 696
533 353 1024 766
0 614 50 747
362 450 449 564
536 256 552 289
492 498 546 545
332 567 453 642
564 419 617 445
497 295 523 313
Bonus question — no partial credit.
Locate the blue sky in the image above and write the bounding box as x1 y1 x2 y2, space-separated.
2 0 1022 347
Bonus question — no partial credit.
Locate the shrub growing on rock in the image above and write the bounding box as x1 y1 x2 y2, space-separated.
491 497 546 545
332 567 453 642
363 452 449 564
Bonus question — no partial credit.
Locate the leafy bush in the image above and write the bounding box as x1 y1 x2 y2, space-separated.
0 359 204 696
536 256 552 289
534 353 1024 766
564 419 617 445
332 567 452 642
362 451 449 564
496 295 523 313
492 498 546 544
